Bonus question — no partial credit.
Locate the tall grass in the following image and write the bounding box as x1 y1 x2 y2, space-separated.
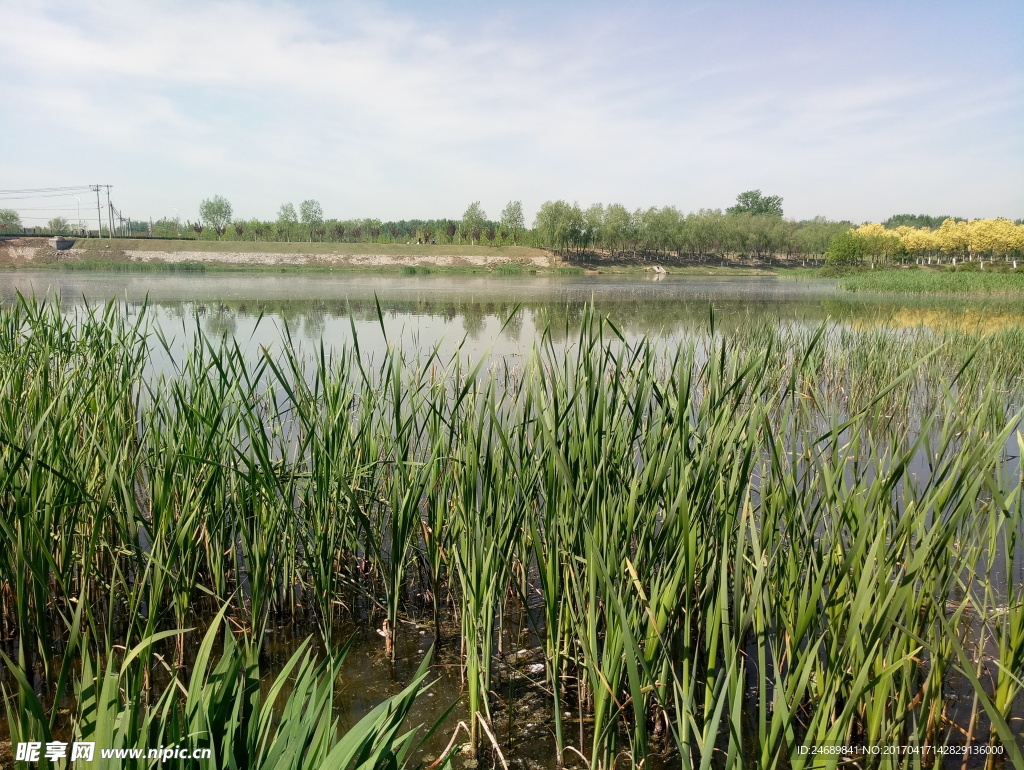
58 260 208 272
1 295 1023 768
839 269 1024 295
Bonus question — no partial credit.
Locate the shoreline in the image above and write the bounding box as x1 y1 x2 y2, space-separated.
0 237 777 276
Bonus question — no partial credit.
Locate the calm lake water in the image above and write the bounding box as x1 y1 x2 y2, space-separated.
3 270 1022 768
4 270 1023 362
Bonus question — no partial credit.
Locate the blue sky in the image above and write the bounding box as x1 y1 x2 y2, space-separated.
2 0 1021 225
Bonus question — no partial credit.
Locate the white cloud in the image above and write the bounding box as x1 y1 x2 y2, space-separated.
1 0 1021 222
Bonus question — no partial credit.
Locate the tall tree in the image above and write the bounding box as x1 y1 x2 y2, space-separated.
276 203 298 242
500 200 525 244
47 217 70 234
727 190 783 218
299 199 324 242
462 202 486 245
198 195 233 238
0 209 22 232
602 204 634 256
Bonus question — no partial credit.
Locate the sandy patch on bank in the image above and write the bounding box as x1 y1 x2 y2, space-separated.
4 247 46 262
112 250 553 268
0 239 53 264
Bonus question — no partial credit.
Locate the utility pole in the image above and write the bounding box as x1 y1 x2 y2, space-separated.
93 185 102 238
105 186 113 239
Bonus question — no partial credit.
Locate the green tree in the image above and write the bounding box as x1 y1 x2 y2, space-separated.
882 213 960 229
277 203 298 242
642 206 683 258
462 202 486 245
583 204 605 256
795 217 852 262
299 200 324 242
47 217 70 234
727 190 783 218
825 231 865 266
198 195 233 238
602 204 634 256
534 200 585 254
499 200 525 244
682 209 725 258
0 209 22 232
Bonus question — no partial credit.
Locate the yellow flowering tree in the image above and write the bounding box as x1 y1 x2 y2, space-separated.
852 223 902 264
968 218 1020 257
936 218 970 259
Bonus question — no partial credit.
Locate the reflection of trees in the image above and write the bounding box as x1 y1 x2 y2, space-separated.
461 304 485 340
150 292 1024 343
205 308 237 338
303 303 327 340
503 307 524 341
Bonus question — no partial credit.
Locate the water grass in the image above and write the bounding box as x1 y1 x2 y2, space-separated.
1 295 1023 768
839 268 1024 296
57 259 208 272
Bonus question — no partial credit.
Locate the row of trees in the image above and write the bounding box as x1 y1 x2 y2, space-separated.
172 192 834 262
7 194 1022 266
827 219 1024 266
530 192 847 262
159 197 530 247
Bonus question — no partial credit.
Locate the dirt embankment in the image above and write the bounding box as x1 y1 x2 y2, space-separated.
114 249 552 268
0 237 61 265
1 238 554 269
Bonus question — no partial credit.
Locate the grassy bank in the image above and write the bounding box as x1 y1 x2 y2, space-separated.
811 267 1024 296
840 268 1024 295
2 301 1023 768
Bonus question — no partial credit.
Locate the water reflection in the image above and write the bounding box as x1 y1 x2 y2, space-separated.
4 271 1024 361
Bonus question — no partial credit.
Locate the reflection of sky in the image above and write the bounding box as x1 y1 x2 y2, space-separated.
0 271 835 361
150 303 543 370
6 271 1024 379
10 270 1024 354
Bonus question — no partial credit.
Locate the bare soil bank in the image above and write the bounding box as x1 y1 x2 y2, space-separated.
0 237 556 269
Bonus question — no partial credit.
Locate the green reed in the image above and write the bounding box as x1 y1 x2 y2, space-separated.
1 295 1023 768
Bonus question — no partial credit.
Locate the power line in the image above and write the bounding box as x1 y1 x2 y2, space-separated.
0 186 93 194
17 215 93 221
0 192 96 201
7 206 85 211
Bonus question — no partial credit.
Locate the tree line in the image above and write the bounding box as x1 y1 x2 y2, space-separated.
148 197 529 248
5 190 1021 266
170 190 846 263
827 219 1024 267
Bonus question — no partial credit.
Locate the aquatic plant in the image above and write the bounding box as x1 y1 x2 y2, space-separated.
1 295 1022 768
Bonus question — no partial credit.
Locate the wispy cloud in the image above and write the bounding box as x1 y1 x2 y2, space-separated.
2 0 1021 221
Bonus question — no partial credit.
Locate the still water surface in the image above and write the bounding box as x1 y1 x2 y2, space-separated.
4 270 1023 361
